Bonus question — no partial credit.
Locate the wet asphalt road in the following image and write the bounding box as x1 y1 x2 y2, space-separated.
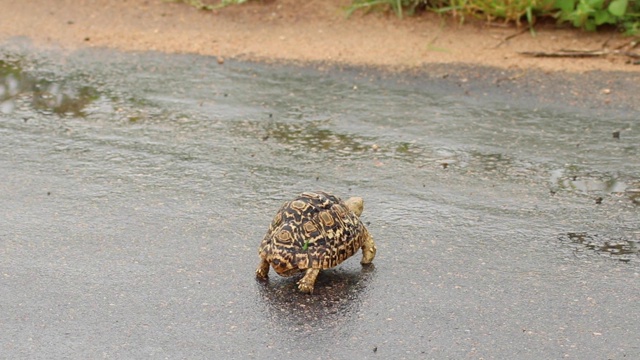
0 40 639 359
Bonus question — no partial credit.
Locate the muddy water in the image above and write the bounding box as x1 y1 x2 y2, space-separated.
1 43 638 358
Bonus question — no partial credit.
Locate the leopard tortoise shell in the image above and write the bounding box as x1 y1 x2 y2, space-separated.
255 191 377 293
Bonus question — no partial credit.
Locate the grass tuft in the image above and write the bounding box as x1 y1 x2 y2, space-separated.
169 0 640 36
346 0 640 35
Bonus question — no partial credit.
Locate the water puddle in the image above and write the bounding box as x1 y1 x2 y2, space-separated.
559 232 640 263
0 59 101 117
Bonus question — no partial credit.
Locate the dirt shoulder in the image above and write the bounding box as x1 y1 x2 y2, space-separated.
1 0 639 73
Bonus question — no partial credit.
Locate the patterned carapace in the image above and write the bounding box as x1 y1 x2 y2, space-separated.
258 191 371 276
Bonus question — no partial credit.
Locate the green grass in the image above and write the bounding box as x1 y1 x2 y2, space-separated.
170 0 640 35
432 0 555 25
348 0 640 35
346 0 428 18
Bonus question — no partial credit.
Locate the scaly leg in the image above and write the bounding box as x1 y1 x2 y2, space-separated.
255 258 270 280
297 268 320 294
360 233 377 265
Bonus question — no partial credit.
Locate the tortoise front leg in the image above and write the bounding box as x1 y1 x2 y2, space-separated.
360 233 377 265
255 258 270 280
297 268 320 294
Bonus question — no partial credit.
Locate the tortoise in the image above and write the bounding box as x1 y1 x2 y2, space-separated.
255 191 377 293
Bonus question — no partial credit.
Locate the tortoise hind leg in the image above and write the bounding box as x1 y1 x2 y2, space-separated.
256 258 270 280
360 233 377 265
297 268 320 294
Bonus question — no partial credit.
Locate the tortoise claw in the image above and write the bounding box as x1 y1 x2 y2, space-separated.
256 259 270 280
297 280 314 294
297 268 320 294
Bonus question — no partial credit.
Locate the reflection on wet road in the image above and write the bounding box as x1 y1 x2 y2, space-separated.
0 43 638 358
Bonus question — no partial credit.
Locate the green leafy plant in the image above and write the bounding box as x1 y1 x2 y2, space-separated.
345 0 640 34
554 0 640 34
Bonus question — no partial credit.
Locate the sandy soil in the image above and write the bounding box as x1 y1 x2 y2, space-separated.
1 0 639 73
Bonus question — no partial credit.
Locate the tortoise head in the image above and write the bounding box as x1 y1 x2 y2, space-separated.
344 196 364 217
